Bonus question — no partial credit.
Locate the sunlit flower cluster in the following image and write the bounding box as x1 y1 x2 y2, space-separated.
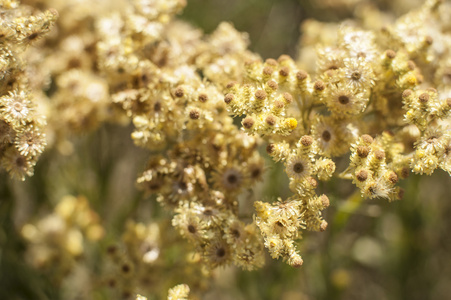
2 0 450 299
0 2 57 179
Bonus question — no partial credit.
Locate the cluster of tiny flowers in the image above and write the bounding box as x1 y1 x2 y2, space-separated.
136 283 191 300
255 136 333 267
223 0 450 265
103 221 206 299
346 134 403 201
167 284 190 300
21 195 104 283
401 89 451 175
94 0 267 273
0 2 57 179
12 0 451 293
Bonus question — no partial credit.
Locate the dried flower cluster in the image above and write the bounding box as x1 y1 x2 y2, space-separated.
223 0 450 264
0 1 57 179
136 283 190 300
21 195 104 282
1 0 450 299
104 220 208 299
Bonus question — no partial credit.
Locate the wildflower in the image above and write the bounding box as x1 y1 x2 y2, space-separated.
1 90 33 126
234 243 265 271
315 158 336 181
1 147 35 180
0 120 14 144
312 116 350 157
343 58 375 89
285 153 312 181
242 116 255 129
327 84 367 116
15 129 46 157
223 219 246 245
204 239 230 268
212 164 246 195
224 93 234 104
167 284 190 300
317 47 346 72
266 141 290 162
355 169 369 182
245 156 265 183
172 212 208 242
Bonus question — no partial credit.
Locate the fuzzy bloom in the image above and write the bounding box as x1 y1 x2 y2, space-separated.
326 83 368 116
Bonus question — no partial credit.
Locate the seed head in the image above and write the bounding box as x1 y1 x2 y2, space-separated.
278 54 291 63
290 256 304 268
265 58 278 66
174 86 184 98
274 100 285 109
226 81 237 89
320 220 328 232
320 195 330 208
263 66 274 76
307 177 318 188
300 135 313 147
224 93 234 104
388 171 398 184
357 145 370 158
385 49 396 59
282 92 293 104
356 169 368 182
374 150 385 160
401 167 410 179
265 115 277 126
267 80 278 90
407 60 416 70
189 109 200 120
402 89 413 98
314 80 325 91
361 134 373 144
242 116 255 129
266 143 275 154
418 93 429 103
198 93 208 103
279 67 289 77
296 70 308 81
255 90 267 100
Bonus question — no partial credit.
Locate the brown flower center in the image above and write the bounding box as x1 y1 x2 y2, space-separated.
188 225 196 234
15 156 26 167
338 95 350 105
154 102 161 112
322 130 331 142
13 102 23 112
216 247 226 257
293 162 304 174
351 71 361 80
203 209 213 216
228 173 238 184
